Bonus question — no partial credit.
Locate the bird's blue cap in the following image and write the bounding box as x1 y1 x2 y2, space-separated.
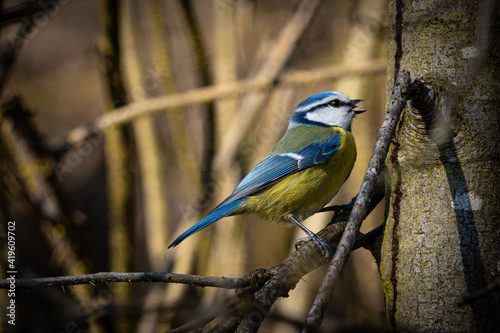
295 92 338 111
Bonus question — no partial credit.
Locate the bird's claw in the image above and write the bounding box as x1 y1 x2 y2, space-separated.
294 237 308 249
295 235 331 258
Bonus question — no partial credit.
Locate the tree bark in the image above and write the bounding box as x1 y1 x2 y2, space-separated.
381 0 500 332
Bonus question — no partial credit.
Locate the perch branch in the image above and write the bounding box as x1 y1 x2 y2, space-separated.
0 272 249 290
233 176 386 332
0 183 385 331
302 70 414 332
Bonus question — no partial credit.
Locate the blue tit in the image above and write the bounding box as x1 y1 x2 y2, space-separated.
168 91 365 256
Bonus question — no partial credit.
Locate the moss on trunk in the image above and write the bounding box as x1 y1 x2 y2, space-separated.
381 0 500 331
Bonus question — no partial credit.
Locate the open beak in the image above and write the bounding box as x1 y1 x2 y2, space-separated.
350 99 366 114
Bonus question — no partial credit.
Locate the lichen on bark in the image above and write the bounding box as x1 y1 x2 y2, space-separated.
381 0 500 331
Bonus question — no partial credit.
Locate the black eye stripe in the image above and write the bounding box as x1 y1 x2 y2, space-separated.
328 99 346 107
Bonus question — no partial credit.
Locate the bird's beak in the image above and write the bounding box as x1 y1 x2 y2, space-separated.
350 99 366 114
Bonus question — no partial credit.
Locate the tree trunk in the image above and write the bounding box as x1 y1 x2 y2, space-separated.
380 0 500 331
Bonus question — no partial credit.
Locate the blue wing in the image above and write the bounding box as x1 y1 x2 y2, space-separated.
215 134 342 208
168 133 342 248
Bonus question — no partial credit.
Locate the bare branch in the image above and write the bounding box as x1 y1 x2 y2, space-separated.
54 59 386 153
0 182 385 332
232 178 386 332
302 70 414 332
0 272 249 290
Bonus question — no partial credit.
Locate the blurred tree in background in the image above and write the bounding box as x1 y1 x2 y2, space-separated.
0 0 486 332
0 1 387 331
1 0 499 332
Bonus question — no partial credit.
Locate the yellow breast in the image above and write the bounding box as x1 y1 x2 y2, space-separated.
240 127 356 222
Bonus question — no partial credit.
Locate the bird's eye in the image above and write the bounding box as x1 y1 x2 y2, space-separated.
329 99 342 107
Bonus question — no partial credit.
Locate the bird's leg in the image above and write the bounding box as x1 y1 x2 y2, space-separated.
289 215 331 258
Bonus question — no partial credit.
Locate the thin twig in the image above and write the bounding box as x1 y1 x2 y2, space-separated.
0 272 249 290
0 192 385 331
302 70 413 332
54 59 386 153
354 224 385 250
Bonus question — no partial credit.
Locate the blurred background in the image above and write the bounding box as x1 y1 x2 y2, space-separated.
0 0 388 331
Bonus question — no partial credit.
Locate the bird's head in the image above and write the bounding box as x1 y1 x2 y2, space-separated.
289 91 366 130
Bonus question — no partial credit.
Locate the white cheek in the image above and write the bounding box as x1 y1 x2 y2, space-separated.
305 108 339 126
305 108 352 129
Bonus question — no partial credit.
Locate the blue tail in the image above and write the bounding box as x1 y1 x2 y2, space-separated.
168 199 244 248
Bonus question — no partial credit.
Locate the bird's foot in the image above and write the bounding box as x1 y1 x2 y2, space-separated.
295 234 331 258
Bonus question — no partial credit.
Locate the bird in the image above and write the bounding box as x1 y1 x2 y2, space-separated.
168 91 365 256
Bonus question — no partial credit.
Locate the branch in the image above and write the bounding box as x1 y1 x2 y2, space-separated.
53 59 386 154
0 272 249 290
0 184 385 332
302 70 414 332
2 185 385 331
232 177 386 332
